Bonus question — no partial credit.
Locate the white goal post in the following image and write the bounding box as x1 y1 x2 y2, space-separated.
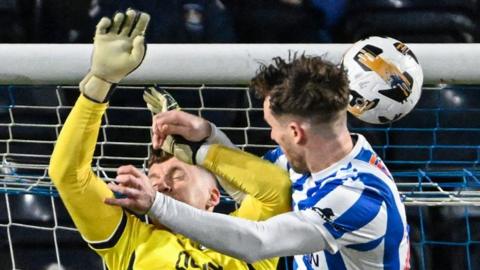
1 43 480 85
1 44 480 270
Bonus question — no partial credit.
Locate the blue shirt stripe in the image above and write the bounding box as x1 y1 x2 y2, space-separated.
325 252 347 270
323 186 384 239
297 179 343 210
355 173 405 269
292 173 311 192
263 147 283 163
347 236 384 251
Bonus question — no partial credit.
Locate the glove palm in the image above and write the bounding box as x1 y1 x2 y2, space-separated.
81 10 150 103
92 13 148 83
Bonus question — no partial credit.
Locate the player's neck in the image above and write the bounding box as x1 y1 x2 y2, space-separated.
305 129 353 173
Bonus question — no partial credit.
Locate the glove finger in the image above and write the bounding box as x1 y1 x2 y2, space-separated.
131 35 146 63
143 93 160 107
144 88 165 109
95 17 111 35
152 88 180 110
110 12 126 34
120 9 137 37
144 87 173 113
160 135 175 154
144 94 163 111
130 12 150 38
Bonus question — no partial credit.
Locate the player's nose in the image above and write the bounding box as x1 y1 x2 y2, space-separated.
154 180 172 193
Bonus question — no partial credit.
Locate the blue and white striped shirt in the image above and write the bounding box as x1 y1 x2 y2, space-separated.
264 134 410 270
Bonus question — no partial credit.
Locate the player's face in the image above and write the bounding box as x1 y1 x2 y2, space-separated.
148 157 215 210
263 98 308 173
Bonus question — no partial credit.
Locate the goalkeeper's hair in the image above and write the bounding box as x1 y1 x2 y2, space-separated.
146 148 218 188
147 148 173 168
250 54 349 124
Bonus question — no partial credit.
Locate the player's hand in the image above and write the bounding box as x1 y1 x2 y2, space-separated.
92 9 150 83
144 87 210 164
80 9 150 103
152 110 211 149
104 165 156 215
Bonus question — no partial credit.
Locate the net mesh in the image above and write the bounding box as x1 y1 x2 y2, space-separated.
1 84 480 270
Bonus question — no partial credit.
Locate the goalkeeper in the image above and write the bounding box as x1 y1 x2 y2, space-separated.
48 10 291 270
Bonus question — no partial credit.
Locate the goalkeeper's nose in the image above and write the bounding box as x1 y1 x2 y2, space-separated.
153 180 172 193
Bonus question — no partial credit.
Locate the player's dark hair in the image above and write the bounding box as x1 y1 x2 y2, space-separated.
250 54 350 123
147 148 173 168
146 148 218 189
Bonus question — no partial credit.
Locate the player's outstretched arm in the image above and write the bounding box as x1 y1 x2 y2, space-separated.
148 193 328 263
103 165 321 262
49 10 150 242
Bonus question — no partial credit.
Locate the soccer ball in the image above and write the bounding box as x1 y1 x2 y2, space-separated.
342 36 423 124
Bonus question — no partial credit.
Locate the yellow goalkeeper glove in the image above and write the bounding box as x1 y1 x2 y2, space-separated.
143 86 204 165
160 135 205 165
143 86 180 113
80 9 150 103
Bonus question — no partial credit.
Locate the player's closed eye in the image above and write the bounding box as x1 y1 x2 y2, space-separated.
166 168 186 182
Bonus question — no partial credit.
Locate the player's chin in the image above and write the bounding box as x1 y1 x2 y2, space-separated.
290 160 309 174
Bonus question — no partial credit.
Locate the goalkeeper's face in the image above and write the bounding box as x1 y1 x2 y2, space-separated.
148 157 220 211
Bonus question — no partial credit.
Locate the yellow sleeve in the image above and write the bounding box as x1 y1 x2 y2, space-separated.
48 95 122 242
202 144 291 220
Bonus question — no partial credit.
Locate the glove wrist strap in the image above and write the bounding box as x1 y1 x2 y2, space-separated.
79 73 117 103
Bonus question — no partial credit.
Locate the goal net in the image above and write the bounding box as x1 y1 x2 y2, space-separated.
1 44 479 270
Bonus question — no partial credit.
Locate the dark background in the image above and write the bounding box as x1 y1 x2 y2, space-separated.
1 0 480 44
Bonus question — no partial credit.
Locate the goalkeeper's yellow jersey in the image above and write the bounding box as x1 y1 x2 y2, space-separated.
49 95 291 270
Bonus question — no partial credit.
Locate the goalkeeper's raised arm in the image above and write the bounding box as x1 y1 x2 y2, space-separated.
49 9 150 241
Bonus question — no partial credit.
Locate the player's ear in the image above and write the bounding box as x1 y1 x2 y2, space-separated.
207 187 221 210
289 121 306 145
